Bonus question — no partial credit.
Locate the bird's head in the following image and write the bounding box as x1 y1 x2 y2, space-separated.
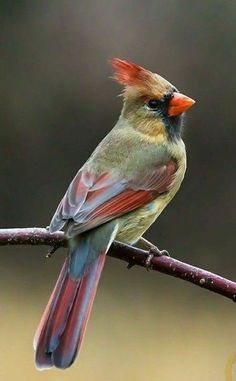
111 58 195 141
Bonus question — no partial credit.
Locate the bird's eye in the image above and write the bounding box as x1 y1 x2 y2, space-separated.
147 99 160 110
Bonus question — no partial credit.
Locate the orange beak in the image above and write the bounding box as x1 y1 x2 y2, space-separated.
167 92 195 117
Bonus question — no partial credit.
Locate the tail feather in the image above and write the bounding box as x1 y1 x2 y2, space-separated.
34 257 78 369
34 221 118 370
46 275 78 353
33 259 68 351
53 254 106 368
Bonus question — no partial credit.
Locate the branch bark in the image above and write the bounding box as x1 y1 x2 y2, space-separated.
0 227 236 303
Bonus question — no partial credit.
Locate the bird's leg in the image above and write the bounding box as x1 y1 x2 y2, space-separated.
137 237 170 271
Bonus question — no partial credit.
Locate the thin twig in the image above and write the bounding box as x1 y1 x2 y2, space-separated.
0 227 236 303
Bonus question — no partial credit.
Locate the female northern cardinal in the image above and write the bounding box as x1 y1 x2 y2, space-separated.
34 58 195 369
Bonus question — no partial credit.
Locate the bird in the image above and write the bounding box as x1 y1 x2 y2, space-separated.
34 58 195 370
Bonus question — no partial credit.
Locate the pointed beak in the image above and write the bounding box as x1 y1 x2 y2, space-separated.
167 92 195 117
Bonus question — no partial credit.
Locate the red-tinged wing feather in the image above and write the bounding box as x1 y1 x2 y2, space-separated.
49 170 96 232
50 161 177 237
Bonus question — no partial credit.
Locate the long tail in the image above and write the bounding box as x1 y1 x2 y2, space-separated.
34 222 118 370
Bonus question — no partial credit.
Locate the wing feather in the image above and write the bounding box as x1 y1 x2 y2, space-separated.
49 161 177 236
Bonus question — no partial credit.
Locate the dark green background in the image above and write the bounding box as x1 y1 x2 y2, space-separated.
1 1 236 380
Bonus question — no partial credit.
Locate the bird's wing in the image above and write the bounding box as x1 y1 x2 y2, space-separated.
49 161 177 236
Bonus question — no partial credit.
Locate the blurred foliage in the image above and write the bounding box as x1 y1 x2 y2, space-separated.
0 1 236 380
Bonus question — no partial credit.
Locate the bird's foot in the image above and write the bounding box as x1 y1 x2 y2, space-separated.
46 243 60 259
127 262 135 269
149 245 170 257
145 246 170 271
145 253 154 270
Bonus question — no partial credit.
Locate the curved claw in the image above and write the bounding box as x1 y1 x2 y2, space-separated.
46 243 60 258
159 249 170 257
127 262 135 270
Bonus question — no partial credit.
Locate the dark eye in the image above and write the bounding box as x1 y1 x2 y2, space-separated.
147 99 160 110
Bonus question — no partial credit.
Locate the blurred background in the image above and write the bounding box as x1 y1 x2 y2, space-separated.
1 1 236 380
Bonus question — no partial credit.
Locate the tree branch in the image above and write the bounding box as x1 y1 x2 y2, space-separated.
0 227 236 303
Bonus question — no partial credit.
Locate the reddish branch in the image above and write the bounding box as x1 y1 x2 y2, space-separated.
0 227 236 303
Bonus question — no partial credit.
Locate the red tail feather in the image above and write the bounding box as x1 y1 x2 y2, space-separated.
53 254 106 368
34 254 106 370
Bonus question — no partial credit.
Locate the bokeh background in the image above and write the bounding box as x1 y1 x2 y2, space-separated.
1 1 236 380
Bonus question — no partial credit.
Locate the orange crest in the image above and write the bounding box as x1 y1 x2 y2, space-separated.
110 58 151 87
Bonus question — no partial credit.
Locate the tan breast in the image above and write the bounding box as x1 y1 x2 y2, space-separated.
116 139 186 245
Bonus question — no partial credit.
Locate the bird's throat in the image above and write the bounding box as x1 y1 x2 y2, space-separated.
132 118 167 144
